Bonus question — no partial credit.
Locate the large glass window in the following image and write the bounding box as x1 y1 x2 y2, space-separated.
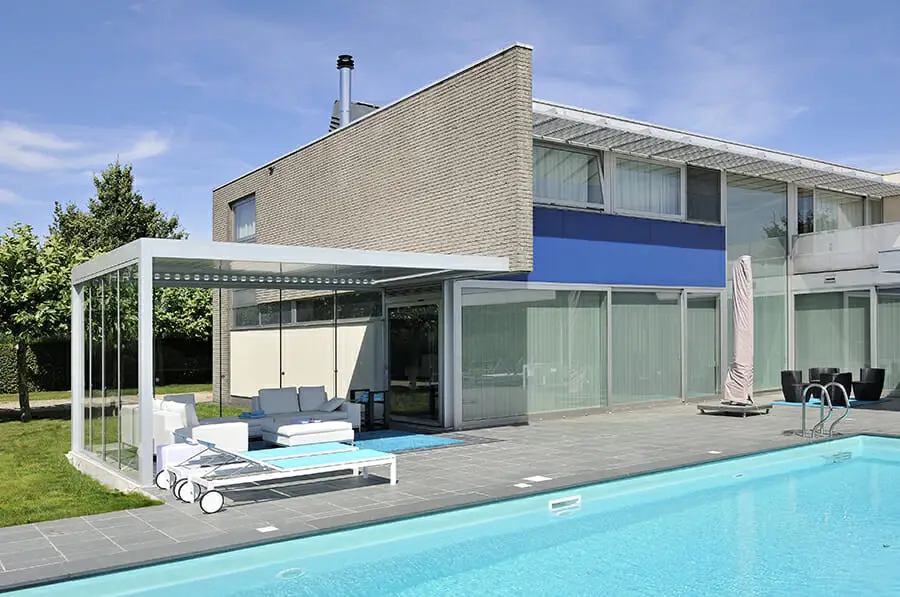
533 145 604 206
686 293 721 397
686 166 721 224
610 291 681 403
868 198 884 225
233 196 256 241
794 292 870 379
615 157 681 216
798 188 867 233
726 174 788 390
461 288 608 422
877 288 900 396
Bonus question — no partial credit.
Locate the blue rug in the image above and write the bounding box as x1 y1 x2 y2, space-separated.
351 430 464 453
773 397 891 407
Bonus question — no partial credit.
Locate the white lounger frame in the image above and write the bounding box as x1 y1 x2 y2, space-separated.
162 438 397 513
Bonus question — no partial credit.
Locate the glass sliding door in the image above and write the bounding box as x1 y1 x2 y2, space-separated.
610 291 681 404
686 293 720 397
459 287 608 422
794 291 870 376
726 175 788 390
877 289 900 396
388 303 440 423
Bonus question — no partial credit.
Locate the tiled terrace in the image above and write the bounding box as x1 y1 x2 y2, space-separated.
2 400 899 592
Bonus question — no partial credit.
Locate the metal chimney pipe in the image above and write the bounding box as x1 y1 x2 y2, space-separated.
337 54 354 127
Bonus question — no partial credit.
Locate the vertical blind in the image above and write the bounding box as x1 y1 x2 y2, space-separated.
686 295 720 397
615 157 680 215
878 290 900 396
610 291 681 403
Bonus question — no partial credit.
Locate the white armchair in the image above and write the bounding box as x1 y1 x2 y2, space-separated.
152 394 248 452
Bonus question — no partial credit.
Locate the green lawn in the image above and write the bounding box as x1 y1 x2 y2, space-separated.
0 419 161 528
195 402 245 418
0 383 213 403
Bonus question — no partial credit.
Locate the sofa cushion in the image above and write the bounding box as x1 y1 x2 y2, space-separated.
321 397 345 413
298 386 328 412
159 400 199 428
258 387 299 415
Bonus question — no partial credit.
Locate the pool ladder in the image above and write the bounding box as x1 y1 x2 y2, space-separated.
797 382 851 439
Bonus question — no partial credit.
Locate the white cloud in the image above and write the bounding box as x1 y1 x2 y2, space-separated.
0 188 39 206
0 122 170 172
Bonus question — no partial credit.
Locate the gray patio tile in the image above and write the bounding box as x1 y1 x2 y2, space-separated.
0 525 42 543
35 518 92 536
110 529 174 549
55 539 124 560
47 530 108 547
0 562 68 592
0 537 52 555
0 547 65 572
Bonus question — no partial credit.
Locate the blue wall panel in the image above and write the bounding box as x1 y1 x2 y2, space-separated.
511 207 726 287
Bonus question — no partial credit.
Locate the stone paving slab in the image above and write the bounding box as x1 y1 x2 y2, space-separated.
1 401 898 591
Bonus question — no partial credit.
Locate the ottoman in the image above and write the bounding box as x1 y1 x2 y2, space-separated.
261 420 354 447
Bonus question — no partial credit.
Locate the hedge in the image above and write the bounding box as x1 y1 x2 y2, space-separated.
0 338 211 394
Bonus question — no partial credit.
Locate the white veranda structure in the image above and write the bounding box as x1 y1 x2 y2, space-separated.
69 238 507 487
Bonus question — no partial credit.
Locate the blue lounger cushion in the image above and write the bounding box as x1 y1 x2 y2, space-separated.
241 442 356 461
270 449 392 470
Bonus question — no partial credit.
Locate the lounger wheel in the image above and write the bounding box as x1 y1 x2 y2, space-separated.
173 478 190 502
176 480 201 503
199 490 225 514
155 470 171 490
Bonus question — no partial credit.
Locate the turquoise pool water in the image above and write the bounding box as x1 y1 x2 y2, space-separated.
16 436 900 596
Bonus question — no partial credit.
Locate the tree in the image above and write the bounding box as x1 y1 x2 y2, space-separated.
52 161 184 253
51 160 211 341
0 226 81 421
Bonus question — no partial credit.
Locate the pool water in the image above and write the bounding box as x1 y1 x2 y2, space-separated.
16 436 900 596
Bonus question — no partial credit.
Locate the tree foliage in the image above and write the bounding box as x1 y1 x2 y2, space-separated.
0 225 82 420
52 161 211 341
52 162 184 253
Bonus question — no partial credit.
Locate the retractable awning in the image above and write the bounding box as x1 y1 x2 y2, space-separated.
71 238 510 289
533 100 900 198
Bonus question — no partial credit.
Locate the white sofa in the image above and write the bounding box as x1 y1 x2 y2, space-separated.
121 394 249 453
251 386 362 430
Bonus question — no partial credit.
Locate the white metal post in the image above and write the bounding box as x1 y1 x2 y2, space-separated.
786 184 798 370
870 287 878 369
70 284 85 453
137 254 155 486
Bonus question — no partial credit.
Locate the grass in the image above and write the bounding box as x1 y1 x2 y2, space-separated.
195 402 245 419
0 419 160 528
0 383 213 403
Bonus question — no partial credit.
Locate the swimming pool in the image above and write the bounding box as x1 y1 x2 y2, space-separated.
14 435 900 596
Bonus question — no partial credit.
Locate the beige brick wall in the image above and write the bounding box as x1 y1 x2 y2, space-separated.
211 44 534 399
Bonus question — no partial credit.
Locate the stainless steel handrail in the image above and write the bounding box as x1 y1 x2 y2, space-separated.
810 386 833 437
825 381 851 436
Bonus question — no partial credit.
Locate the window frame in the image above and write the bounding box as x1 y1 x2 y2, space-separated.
797 188 876 235
232 195 257 242
611 154 687 222
532 142 607 212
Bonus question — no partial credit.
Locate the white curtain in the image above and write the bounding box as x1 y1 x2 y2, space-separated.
877 290 900 396
815 190 865 231
610 291 682 403
533 146 603 205
615 157 680 215
234 199 256 240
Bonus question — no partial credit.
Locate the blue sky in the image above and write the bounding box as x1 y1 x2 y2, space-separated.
1 0 898 239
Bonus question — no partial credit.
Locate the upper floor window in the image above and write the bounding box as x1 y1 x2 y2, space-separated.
533 145 604 207
798 188 870 233
685 165 721 224
614 156 681 217
233 196 256 241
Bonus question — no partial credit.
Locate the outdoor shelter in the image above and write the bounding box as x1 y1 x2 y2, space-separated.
69 238 508 487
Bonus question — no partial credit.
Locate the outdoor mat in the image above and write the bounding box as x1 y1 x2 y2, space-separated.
350 430 464 453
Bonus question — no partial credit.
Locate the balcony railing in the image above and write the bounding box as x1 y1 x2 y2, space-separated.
793 222 900 273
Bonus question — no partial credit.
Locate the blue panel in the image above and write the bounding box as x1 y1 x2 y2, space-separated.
516 207 726 287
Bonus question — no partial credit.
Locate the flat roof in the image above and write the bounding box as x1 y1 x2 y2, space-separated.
71 238 510 288
533 100 900 198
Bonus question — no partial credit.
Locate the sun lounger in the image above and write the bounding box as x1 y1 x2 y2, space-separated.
697 402 773 417
161 438 396 513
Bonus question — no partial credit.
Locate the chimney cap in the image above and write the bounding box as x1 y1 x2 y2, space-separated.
337 55 354 70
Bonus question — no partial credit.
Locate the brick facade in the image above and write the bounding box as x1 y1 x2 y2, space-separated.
212 44 534 399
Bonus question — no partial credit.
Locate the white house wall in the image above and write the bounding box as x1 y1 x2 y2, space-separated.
230 321 384 399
